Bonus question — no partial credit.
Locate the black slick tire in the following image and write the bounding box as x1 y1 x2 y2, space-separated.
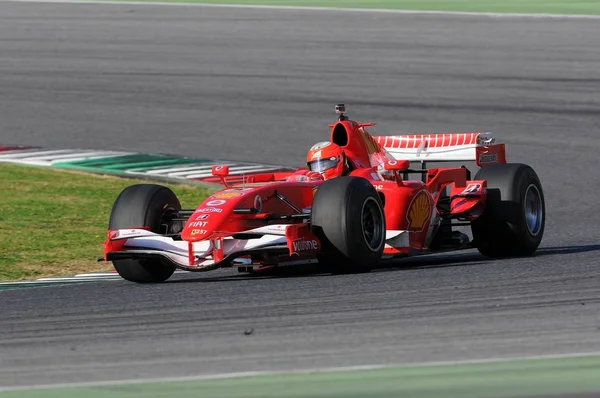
471 163 545 257
108 184 180 283
311 177 385 273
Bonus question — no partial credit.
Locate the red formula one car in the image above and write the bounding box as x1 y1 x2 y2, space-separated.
104 105 545 283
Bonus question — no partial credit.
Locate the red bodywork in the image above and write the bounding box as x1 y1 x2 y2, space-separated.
105 111 506 270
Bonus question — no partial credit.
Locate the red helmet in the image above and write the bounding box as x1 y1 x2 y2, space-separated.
306 142 345 180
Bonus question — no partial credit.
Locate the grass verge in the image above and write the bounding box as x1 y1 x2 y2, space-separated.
109 0 600 15
0 164 212 281
3 355 600 397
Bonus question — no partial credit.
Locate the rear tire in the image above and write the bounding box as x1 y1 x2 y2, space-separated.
471 163 545 257
311 177 385 273
108 184 180 283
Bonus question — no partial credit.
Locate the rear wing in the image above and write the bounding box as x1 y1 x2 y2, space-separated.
374 132 506 166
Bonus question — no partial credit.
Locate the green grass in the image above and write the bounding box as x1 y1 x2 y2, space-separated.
0 164 212 281
111 0 600 15
4 355 600 398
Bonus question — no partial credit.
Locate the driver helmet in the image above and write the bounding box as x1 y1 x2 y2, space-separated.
306 141 345 180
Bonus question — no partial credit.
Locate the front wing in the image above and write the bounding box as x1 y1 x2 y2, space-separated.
104 225 410 271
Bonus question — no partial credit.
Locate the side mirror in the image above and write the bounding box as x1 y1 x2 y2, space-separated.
211 165 230 187
211 165 229 177
383 159 409 171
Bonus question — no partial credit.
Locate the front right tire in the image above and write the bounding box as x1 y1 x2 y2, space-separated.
471 163 545 257
311 177 386 273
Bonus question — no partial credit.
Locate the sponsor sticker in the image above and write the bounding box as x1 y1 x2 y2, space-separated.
476 135 496 145
257 224 288 234
191 229 207 236
205 199 227 206
311 150 322 160
406 191 432 232
189 221 208 227
478 153 498 164
292 239 319 253
254 195 263 213
195 214 210 221
111 229 150 239
212 191 242 199
461 183 481 194
195 207 223 213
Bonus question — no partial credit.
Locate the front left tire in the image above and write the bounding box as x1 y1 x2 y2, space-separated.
108 184 180 283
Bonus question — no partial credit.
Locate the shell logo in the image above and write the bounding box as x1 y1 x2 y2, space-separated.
213 191 242 199
407 191 432 231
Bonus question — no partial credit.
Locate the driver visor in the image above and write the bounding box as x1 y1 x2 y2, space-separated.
307 157 338 173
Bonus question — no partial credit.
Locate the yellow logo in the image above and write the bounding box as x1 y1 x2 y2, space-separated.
213 191 242 199
407 191 431 231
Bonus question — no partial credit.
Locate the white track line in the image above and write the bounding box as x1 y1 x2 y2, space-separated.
141 163 235 175
2 351 600 391
0 278 111 285
35 276 121 282
136 163 236 176
30 151 127 162
184 165 282 179
0 270 189 286
2 0 600 19
0 149 76 159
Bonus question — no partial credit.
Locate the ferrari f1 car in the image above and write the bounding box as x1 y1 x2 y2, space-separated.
103 104 545 283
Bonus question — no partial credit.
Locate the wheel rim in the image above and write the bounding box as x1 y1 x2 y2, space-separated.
361 197 384 252
160 205 181 235
524 184 543 236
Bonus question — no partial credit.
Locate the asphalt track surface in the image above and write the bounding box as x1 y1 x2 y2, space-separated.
2 1 600 389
